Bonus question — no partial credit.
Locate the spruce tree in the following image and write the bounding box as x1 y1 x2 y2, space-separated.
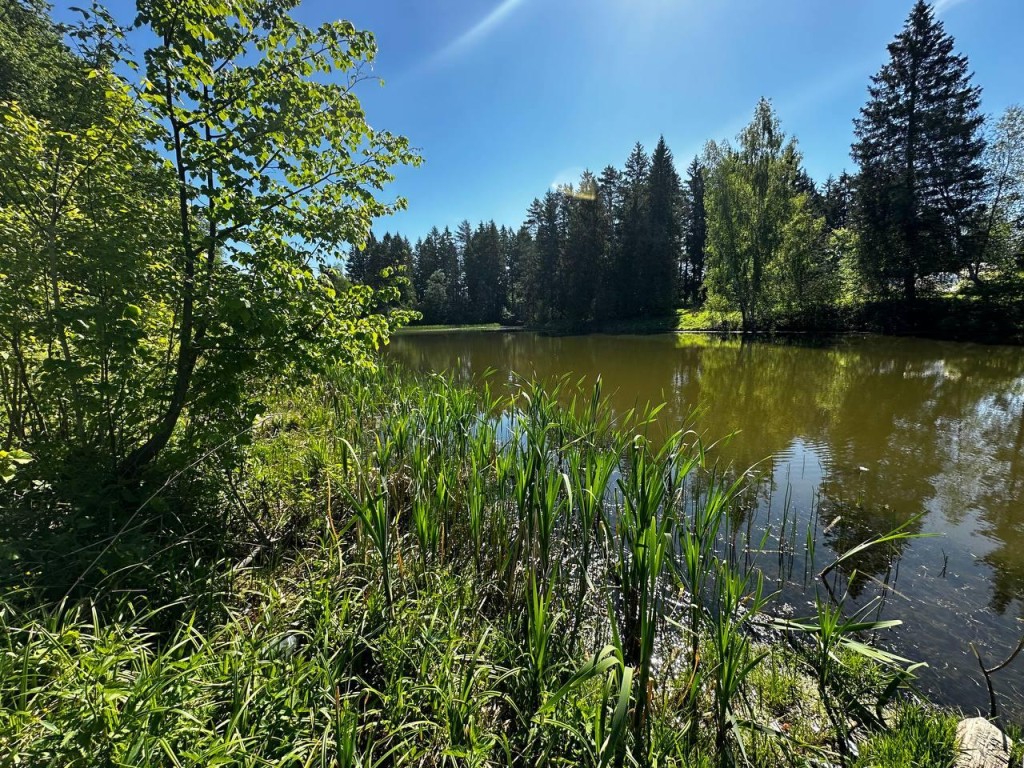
823 172 855 231
463 221 504 323
852 0 986 301
596 165 624 320
682 157 708 304
562 171 607 325
616 143 650 319
412 228 442 299
526 192 564 325
646 137 682 316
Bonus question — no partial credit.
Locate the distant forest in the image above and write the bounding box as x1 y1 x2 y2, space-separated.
346 1 1024 333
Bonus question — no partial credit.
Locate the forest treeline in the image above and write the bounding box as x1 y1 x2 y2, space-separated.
349 1 1024 333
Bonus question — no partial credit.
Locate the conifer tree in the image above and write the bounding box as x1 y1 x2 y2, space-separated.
596 165 624 320
852 0 986 301
463 221 504 323
682 157 708 304
645 137 682 316
562 171 607 325
412 227 442 299
615 143 650 318
526 192 564 325
823 172 855 231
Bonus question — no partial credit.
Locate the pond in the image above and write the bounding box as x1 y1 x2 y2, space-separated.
388 330 1024 720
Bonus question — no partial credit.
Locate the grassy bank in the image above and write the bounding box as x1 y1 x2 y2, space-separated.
408 290 1024 345
0 365 964 766
399 323 512 334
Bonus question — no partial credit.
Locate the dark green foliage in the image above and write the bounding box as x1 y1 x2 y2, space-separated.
852 0 987 302
463 221 506 323
614 142 652 319
682 157 709 304
560 172 607 326
644 137 683 316
403 138 692 330
0 0 84 121
345 231 417 309
823 172 855 231
411 226 462 324
525 191 565 326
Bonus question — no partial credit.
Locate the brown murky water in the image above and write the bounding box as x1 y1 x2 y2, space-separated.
389 330 1024 719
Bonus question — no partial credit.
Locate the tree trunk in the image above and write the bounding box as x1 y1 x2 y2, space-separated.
903 269 917 303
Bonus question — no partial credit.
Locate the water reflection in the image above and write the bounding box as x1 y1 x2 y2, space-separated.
389 331 1024 716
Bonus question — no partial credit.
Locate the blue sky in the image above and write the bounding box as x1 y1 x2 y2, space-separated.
57 0 1024 241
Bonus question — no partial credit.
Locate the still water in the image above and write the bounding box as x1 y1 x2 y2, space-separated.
389 330 1024 719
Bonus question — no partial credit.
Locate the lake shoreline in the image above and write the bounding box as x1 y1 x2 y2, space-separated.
401 315 1024 346
389 329 1024 724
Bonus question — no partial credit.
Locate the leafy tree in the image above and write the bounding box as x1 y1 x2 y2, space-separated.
704 99 829 329
118 0 420 472
778 198 836 321
0 0 86 120
0 0 419 479
704 100 795 329
420 270 450 324
852 0 986 300
976 105 1024 281
0 6 177 460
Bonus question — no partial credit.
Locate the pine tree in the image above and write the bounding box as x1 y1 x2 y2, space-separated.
386 234 416 308
596 165 623 320
438 227 462 322
822 172 855 231
682 157 708 304
463 221 504 323
412 228 442 299
526 192 564 325
345 231 375 284
505 225 533 323
561 171 607 325
852 0 986 301
645 137 682 316
615 143 650 319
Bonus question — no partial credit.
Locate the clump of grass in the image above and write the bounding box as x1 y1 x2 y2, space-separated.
853 704 959 768
676 307 742 332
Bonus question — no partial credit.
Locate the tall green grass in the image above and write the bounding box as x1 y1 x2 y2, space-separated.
0 364 935 766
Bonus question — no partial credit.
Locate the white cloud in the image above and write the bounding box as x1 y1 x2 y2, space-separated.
933 0 972 15
433 0 529 65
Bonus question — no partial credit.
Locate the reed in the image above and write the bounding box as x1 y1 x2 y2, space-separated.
0 363 937 767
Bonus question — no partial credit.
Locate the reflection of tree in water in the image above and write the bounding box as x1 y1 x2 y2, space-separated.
974 394 1024 615
388 332 1024 612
